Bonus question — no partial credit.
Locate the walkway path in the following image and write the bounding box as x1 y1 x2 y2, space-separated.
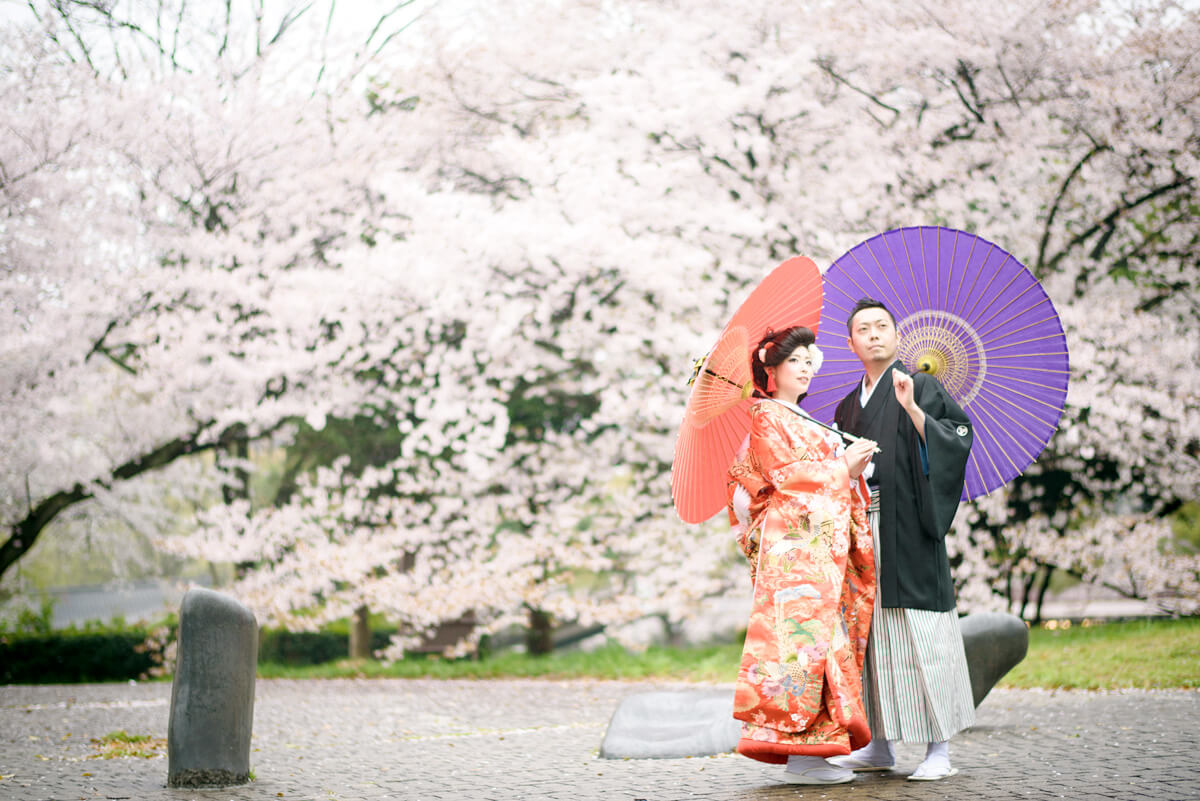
2 679 1197 800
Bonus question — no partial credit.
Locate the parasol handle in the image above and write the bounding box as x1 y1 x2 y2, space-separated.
833 427 883 454
812 418 882 454
768 399 882 454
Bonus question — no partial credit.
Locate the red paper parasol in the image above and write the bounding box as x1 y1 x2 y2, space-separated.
804 226 1069 500
671 256 823 524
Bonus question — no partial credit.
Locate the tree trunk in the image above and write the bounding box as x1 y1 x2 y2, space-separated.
660 613 685 647
1018 569 1038 620
1003 562 1014 612
221 427 251 505
1033 563 1056 624
526 607 554 655
349 605 371 660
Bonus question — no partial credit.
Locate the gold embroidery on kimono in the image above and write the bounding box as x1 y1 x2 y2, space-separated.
726 400 876 763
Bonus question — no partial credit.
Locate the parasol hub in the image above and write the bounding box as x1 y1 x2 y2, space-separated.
896 309 987 406
916 351 945 377
741 381 754 400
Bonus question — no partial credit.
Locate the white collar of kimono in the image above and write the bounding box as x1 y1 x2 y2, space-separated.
858 375 877 407
859 369 891 407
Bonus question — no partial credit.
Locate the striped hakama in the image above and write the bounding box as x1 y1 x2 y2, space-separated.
861 490 975 743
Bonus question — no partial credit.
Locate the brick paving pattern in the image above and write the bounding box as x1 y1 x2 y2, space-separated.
2 679 1197 800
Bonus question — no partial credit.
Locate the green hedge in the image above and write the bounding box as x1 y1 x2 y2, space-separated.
257 628 397 666
0 630 159 684
0 625 401 683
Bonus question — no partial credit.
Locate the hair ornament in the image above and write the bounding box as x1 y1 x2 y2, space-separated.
757 340 774 364
809 344 824 374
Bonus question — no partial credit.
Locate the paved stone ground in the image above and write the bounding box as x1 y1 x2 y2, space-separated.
1 679 1197 801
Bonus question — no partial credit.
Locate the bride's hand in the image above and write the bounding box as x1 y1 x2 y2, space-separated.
843 439 877 479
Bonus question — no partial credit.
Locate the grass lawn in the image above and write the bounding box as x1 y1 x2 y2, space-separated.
258 640 744 683
999 616 1200 690
258 617 1200 689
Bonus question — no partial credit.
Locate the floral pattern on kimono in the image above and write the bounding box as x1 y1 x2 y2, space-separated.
727 400 876 763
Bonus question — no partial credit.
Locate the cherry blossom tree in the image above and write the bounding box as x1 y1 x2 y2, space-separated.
3 0 1196 653
195 0 1197 643
2 0 754 648
1 0 429 578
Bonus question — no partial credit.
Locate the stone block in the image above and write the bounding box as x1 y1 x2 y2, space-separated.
960 611 1029 707
598 688 740 759
167 587 258 787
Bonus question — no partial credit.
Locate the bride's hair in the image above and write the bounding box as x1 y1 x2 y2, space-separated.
751 326 815 396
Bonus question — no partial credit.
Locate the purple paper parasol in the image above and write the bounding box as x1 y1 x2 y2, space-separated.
804 226 1069 500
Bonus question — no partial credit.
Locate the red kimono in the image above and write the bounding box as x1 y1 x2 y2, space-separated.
727 399 876 763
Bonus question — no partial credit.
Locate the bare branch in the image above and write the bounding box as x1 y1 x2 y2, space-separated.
43 0 192 75
996 57 1022 111
1036 143 1111 276
170 0 185 72
948 59 985 123
1042 169 1193 293
814 56 901 125
254 0 265 58
48 0 99 75
218 0 232 58
270 2 313 46
364 0 419 54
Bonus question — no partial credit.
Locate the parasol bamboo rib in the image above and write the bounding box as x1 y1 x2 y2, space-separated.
974 380 1066 418
949 231 975 320
963 266 1025 334
934 228 947 313
977 370 1071 393
972 381 1059 439
878 233 921 314
977 303 1061 343
890 233 925 316
916 230 937 316
955 242 1006 326
974 282 1048 338
850 248 899 313
981 331 1068 351
954 238 997 327
979 311 1060 345
966 398 1030 477
982 358 1069 375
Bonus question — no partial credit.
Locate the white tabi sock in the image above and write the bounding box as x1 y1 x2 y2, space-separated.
850 736 895 766
910 740 953 779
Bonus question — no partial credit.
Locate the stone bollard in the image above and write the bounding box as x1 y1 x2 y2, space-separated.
959 611 1029 707
167 587 258 788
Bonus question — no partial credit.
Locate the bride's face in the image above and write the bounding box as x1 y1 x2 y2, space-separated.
769 346 815 401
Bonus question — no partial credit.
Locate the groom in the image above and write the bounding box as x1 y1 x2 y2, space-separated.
830 298 975 781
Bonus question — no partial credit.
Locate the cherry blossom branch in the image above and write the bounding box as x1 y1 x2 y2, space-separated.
814 56 902 125
0 419 289 580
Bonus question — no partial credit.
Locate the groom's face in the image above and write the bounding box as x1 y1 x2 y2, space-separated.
847 307 898 367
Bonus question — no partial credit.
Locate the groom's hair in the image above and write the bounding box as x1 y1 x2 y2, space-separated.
846 297 896 332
